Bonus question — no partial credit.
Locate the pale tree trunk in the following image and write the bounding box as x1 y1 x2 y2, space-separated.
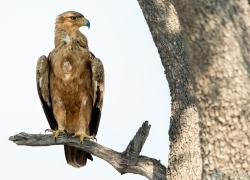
137 0 250 179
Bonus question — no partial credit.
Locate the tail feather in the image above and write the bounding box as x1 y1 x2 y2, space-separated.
64 145 92 168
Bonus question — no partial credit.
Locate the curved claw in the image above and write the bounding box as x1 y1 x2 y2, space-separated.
44 128 53 134
73 132 95 143
52 129 65 140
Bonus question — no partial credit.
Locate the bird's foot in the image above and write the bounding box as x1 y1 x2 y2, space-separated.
44 128 66 139
52 129 65 140
73 132 96 143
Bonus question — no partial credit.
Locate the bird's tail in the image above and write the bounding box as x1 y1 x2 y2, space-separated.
64 145 93 168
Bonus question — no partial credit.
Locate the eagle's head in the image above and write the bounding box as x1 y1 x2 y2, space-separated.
56 11 90 31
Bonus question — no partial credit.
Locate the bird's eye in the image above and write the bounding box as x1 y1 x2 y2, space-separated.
70 16 77 20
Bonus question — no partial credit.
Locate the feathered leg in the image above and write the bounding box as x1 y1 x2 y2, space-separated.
51 96 66 139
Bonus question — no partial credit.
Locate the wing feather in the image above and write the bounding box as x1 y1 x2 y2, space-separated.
36 55 58 130
89 55 104 136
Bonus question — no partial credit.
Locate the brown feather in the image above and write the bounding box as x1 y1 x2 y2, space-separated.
64 145 89 168
37 11 104 168
52 13 92 168
36 56 58 130
90 56 105 136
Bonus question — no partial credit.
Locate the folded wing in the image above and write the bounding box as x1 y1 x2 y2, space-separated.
36 55 58 130
90 55 105 136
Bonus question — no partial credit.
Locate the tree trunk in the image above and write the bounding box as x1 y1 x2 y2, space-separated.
137 1 202 179
138 0 250 179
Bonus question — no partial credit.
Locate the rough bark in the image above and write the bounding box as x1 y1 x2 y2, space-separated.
138 0 250 179
9 121 167 180
137 0 202 179
172 0 250 179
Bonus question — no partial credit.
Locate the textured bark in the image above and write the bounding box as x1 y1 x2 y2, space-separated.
138 0 250 179
9 121 167 180
172 0 250 179
137 0 202 179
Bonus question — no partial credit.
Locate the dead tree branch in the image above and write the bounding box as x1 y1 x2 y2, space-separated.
9 121 166 180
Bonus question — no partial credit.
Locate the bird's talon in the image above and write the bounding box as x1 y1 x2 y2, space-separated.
79 135 84 144
52 129 65 140
90 135 97 141
44 128 53 134
73 132 94 143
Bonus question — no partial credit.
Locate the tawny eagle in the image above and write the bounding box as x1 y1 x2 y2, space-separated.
36 11 104 168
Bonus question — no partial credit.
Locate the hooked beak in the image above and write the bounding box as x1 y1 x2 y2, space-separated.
83 19 90 29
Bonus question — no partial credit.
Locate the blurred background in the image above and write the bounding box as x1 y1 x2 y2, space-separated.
0 0 170 179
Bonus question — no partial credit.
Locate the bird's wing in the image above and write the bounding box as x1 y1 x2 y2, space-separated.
36 55 58 130
89 54 105 136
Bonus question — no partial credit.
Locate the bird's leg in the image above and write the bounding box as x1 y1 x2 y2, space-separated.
52 98 67 140
75 95 95 143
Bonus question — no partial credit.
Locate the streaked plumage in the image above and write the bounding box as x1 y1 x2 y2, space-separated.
36 11 104 168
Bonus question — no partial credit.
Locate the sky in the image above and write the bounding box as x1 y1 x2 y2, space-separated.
0 0 170 179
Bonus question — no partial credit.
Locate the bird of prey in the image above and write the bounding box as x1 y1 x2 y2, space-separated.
36 11 104 168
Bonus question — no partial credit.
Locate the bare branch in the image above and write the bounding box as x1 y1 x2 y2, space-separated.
9 121 166 180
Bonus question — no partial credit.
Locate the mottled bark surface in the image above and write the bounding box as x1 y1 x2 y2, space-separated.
138 0 250 179
137 0 202 179
172 0 250 179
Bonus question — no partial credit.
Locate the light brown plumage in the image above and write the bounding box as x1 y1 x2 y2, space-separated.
36 11 104 168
